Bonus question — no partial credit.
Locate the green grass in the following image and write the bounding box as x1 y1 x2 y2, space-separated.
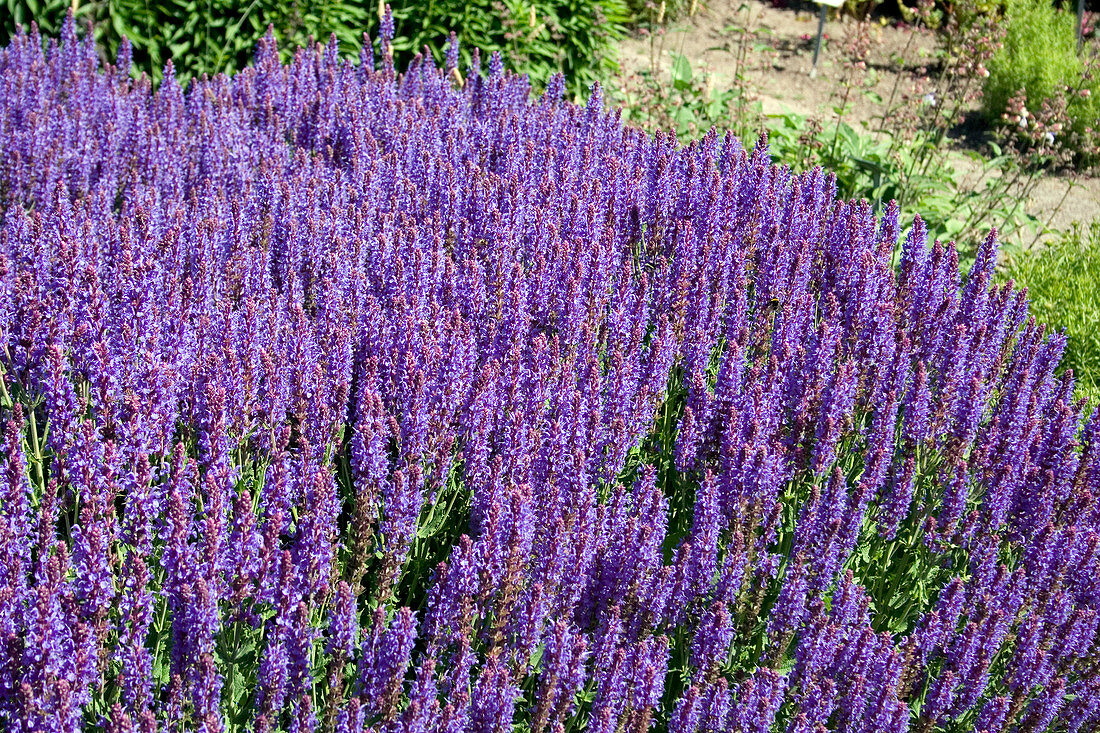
1002 222 1100 407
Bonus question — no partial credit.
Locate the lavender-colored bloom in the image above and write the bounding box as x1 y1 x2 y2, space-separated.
445 33 460 75
335 697 366 733
1063 674 1100 732
902 362 931 444
359 607 418 717
697 678 731 733
469 651 519 733
768 556 809 640
115 554 155 712
379 5 395 45
810 359 858 475
973 695 1009 733
0 408 32 597
327 581 358 659
879 453 917 539
1017 675 1067 732
669 685 703 733
691 602 735 671
532 621 589 732
728 668 787 733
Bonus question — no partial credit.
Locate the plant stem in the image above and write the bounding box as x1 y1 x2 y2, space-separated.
830 84 853 161
996 167 1039 236
1028 173 1077 249
878 29 919 134
28 403 46 496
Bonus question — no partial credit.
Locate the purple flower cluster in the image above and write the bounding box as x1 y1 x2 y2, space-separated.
1 14 1098 732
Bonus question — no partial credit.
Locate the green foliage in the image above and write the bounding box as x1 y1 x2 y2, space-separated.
615 14 763 142
1 0 372 83
389 0 629 98
617 52 756 140
769 114 899 211
894 0 1005 28
1 0 77 41
985 0 1078 110
766 114 1047 260
1001 221 1100 406
983 0 1100 161
1 0 628 95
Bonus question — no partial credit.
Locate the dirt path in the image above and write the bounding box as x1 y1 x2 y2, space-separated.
614 0 1100 248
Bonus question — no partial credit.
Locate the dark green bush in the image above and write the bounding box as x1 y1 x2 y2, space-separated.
389 0 629 97
0 0 371 81
0 0 627 95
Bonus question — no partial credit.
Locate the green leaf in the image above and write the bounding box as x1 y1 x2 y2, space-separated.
670 52 692 87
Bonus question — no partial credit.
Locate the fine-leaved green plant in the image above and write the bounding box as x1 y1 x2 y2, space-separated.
984 0 1100 164
1001 221 1100 406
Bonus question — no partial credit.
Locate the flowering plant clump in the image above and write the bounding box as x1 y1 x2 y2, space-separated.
2 13 1100 733
983 0 1100 166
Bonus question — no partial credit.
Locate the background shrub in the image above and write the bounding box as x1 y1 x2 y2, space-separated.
983 0 1100 162
0 0 372 80
388 0 629 97
0 0 627 95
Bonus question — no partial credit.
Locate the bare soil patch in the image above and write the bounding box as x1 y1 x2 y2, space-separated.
614 0 1100 243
